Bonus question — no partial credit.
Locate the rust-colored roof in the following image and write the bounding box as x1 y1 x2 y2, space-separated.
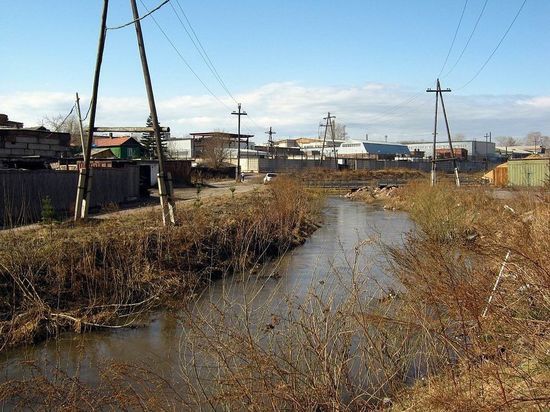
94 136 136 147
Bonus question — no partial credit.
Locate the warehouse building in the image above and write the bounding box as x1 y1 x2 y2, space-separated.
407 140 495 161
337 140 410 160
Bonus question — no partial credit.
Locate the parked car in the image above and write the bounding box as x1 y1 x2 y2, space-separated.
263 173 277 184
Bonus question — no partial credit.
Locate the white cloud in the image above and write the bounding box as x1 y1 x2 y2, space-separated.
516 96 550 109
2 83 549 143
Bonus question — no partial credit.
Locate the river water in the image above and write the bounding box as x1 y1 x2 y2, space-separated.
0 197 414 392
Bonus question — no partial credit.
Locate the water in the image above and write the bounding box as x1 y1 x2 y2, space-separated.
0 197 414 389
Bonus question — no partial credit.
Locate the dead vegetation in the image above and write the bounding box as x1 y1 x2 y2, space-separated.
0 176 320 351
295 167 427 182
1 180 548 411
386 181 550 410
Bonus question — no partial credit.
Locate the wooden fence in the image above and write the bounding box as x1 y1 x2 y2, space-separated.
0 167 140 227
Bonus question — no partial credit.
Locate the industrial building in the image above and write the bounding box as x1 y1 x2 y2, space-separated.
407 140 495 161
337 140 410 160
166 132 254 160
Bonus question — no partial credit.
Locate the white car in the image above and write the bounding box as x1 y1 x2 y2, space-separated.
263 173 277 184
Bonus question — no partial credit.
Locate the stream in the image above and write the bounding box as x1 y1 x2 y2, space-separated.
0 197 414 392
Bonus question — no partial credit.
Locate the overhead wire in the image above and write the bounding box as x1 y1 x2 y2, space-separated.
81 100 92 122
438 0 469 77
366 92 425 124
107 0 170 31
138 0 232 112
441 0 489 79
141 0 265 137
455 0 527 91
171 0 238 105
170 0 271 138
55 104 76 131
361 1 472 130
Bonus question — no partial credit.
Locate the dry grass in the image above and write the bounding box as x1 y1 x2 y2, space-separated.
295 167 427 182
385 182 550 411
0 176 320 351
1 180 548 411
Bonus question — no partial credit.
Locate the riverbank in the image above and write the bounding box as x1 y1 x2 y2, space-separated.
0 177 321 351
1 182 547 410
377 181 549 410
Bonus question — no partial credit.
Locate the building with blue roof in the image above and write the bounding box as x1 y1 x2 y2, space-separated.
338 140 410 159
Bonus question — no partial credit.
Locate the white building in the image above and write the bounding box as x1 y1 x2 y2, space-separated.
337 140 410 159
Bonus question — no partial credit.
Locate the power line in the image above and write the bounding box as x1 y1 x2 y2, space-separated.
80 101 92 122
442 0 489 79
365 91 428 124
55 104 76 131
138 0 232 111
438 0 469 77
171 0 238 104
455 0 527 91
107 0 170 30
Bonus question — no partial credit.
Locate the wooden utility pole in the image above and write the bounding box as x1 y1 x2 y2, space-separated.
75 0 109 221
231 103 247 181
130 0 175 225
330 119 338 169
319 112 335 167
426 79 460 187
484 132 491 171
265 127 276 158
74 92 86 220
76 0 176 225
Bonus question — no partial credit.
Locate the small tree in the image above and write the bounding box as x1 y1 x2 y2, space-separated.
140 114 168 159
523 131 549 150
202 135 230 168
40 196 56 224
42 113 81 146
496 136 517 147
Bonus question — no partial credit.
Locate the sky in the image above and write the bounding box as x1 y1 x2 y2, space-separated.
1 0 549 143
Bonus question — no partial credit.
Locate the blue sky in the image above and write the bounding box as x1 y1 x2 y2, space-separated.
1 0 549 142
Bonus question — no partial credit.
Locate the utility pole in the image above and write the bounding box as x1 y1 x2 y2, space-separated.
426 79 460 187
130 0 175 225
75 0 109 221
265 126 276 158
319 112 335 167
484 132 490 171
331 119 338 169
231 103 247 181
74 92 86 220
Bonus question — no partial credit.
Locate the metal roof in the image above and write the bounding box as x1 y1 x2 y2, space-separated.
189 131 254 139
94 136 140 147
363 142 410 155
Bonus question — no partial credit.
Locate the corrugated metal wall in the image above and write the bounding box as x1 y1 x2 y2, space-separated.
508 159 550 187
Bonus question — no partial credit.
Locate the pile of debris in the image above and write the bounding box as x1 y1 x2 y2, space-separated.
344 185 399 200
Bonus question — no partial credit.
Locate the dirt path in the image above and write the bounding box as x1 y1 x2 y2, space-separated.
101 180 262 218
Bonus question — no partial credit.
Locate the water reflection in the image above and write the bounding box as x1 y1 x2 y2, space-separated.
0 197 414 387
